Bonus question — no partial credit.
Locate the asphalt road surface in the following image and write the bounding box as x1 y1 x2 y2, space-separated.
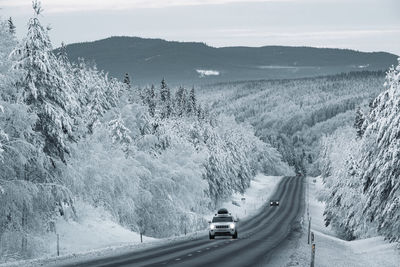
61 176 304 267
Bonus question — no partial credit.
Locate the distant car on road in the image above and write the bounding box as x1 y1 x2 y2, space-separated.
270 200 279 206
209 208 238 239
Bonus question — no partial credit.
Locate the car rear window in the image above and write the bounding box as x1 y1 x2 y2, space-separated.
212 216 233 222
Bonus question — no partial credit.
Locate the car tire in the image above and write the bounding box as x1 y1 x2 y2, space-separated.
232 231 238 239
209 233 215 240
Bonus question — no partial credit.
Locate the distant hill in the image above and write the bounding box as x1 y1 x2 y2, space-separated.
59 36 398 85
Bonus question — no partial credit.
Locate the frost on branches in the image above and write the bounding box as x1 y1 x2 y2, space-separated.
320 59 400 242
0 1 293 261
10 1 77 162
358 59 400 242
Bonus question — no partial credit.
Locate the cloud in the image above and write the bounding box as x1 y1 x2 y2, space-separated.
0 0 295 13
217 28 400 40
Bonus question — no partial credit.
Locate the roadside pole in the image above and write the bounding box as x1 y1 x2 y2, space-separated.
310 243 316 267
307 217 311 244
57 234 60 256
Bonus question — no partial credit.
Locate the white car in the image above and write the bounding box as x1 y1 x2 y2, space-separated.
209 208 238 239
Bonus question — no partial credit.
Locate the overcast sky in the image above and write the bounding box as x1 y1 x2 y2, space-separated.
1 0 399 55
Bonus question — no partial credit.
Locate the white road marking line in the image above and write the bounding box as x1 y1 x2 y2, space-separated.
206 247 210 250
175 258 181 261
188 254 192 257
197 250 202 253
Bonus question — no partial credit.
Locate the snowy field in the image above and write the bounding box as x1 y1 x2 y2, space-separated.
0 174 282 267
270 176 400 267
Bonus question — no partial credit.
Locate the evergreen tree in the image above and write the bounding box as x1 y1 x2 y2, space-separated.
354 106 366 138
358 59 400 241
57 42 69 63
187 86 197 115
175 86 187 117
148 84 156 117
123 73 131 89
160 78 172 119
108 115 132 155
197 104 203 120
8 17 16 35
11 0 77 162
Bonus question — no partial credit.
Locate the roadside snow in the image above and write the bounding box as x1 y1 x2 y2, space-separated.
269 176 400 267
205 174 283 222
54 202 157 255
0 202 157 267
1 174 282 267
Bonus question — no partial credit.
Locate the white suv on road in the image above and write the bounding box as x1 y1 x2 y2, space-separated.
209 208 238 239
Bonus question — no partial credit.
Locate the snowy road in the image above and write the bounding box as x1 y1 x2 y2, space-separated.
60 176 304 267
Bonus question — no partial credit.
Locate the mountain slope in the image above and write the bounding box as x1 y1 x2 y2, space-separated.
60 36 398 84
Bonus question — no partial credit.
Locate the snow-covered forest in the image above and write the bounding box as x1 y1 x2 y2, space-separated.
200 61 400 244
0 2 291 261
320 60 400 242
199 71 385 175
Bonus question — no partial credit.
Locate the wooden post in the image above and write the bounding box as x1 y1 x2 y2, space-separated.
311 231 315 243
310 243 316 267
140 232 143 243
307 217 311 244
57 234 60 256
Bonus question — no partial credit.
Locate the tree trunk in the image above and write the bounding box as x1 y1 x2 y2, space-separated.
21 201 27 255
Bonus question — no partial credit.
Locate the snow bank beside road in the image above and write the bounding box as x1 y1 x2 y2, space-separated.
54 202 157 255
270 176 400 267
2 175 283 267
0 202 157 267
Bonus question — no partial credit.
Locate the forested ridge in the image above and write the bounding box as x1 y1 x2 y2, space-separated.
0 2 291 261
199 71 385 174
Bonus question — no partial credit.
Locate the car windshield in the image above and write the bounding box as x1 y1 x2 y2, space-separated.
212 216 233 223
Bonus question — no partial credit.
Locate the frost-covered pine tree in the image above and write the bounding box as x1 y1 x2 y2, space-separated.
57 42 69 63
11 0 77 162
123 73 131 89
354 106 366 138
358 59 400 241
187 86 197 115
148 84 156 117
160 78 172 119
175 86 187 117
197 104 203 120
8 17 16 35
108 115 132 155
0 19 18 102
0 104 7 160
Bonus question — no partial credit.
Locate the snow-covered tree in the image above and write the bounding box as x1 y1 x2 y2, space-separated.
143 84 156 117
108 115 132 155
187 86 197 115
123 73 131 89
7 17 16 35
319 127 369 240
71 60 122 134
358 59 400 242
160 78 172 119
354 106 366 138
175 86 187 117
0 104 6 160
11 1 77 162
0 19 18 102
